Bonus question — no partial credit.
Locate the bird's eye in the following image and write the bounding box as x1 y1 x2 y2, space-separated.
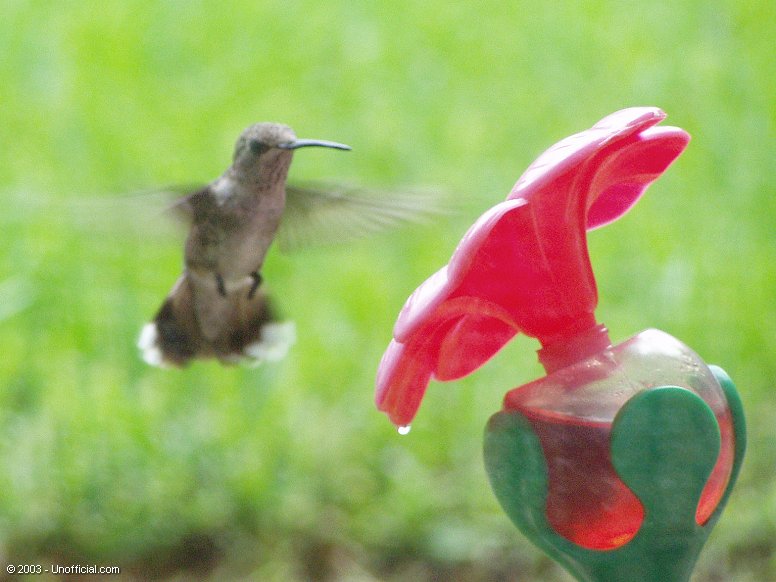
249 140 269 155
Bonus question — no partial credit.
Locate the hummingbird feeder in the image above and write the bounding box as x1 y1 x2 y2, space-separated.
375 108 746 582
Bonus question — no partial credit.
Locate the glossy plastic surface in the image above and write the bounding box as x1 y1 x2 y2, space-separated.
484 367 746 582
373 108 746 582
376 108 690 427
502 328 735 548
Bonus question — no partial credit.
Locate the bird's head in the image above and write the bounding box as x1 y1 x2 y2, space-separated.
232 122 350 185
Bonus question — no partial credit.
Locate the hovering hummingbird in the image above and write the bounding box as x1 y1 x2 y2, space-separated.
138 122 434 368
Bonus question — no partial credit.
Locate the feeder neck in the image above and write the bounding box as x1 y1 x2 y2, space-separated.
537 323 612 374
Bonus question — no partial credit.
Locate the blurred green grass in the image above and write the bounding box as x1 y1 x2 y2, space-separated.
1 1 774 580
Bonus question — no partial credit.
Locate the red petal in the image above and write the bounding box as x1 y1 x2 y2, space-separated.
375 339 434 427
376 108 690 426
435 311 517 381
587 126 691 229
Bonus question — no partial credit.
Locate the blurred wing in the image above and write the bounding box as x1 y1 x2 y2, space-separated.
278 182 445 252
64 185 202 236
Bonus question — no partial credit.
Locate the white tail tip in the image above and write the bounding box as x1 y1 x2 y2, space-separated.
137 323 170 368
242 321 297 366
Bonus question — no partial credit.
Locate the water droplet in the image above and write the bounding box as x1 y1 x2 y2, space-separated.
398 425 411 435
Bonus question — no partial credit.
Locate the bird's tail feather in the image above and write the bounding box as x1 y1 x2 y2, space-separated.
138 273 295 367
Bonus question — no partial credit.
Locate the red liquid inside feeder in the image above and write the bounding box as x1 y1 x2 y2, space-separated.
514 403 734 550
503 328 736 551
525 413 644 550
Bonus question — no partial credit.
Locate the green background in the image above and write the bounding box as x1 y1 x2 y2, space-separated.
1 1 773 580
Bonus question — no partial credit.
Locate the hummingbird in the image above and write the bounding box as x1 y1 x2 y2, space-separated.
138 122 435 368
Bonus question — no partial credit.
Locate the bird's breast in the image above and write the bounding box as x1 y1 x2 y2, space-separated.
185 194 284 279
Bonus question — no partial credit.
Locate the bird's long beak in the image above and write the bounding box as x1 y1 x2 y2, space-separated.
279 139 352 151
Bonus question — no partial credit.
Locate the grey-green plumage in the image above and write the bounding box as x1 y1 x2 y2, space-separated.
138 122 437 367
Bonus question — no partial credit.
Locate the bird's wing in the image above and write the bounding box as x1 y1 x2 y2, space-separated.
45 185 202 239
277 183 445 252
161 185 212 223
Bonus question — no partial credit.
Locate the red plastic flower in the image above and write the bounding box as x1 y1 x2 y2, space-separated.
376 108 691 427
